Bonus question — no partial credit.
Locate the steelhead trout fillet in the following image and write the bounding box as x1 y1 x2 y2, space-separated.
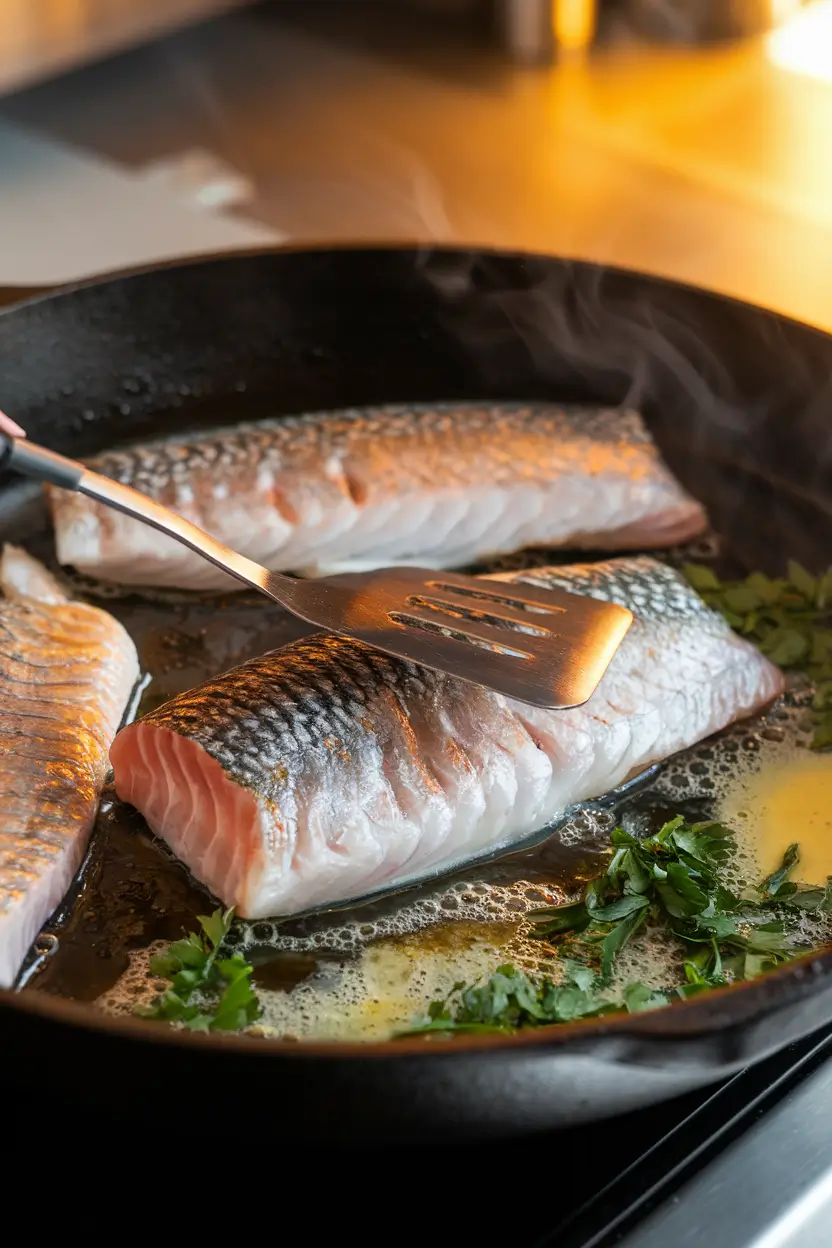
109 558 783 919
0 546 139 987
47 403 706 590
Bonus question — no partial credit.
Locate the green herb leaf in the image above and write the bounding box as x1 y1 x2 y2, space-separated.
655 814 686 844
690 912 740 940
563 960 596 991
655 862 709 918
761 843 800 898
787 561 817 600
743 952 780 980
745 571 781 604
671 822 731 867
610 827 639 848
148 951 181 978
588 894 650 922
681 563 721 591
761 628 810 667
167 934 208 969
778 886 827 912
623 982 668 1013
600 908 647 983
210 959 261 1031
199 907 234 952
811 717 832 751
723 585 762 614
527 899 591 938
134 907 260 1032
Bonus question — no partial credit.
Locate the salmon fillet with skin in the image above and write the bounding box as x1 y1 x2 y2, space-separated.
0 546 139 987
47 403 707 590
109 557 783 920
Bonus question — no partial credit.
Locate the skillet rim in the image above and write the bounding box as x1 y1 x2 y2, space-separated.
2 241 832 1065
1 239 832 344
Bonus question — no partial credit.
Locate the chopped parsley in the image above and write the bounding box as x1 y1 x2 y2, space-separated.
682 560 832 749
398 818 832 1037
402 961 619 1036
135 907 260 1032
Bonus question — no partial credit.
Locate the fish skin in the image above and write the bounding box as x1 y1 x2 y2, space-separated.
0 545 139 988
47 403 706 590
109 557 783 920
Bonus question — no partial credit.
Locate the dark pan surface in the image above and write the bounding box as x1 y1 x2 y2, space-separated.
2 245 832 1140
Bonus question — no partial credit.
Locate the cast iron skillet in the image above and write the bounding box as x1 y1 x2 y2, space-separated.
2 245 832 1142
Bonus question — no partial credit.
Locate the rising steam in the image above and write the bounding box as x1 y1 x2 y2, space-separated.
413 249 832 574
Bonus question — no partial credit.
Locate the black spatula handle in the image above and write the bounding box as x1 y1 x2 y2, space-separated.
0 430 84 490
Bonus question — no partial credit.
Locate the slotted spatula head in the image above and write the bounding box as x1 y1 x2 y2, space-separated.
267 565 634 709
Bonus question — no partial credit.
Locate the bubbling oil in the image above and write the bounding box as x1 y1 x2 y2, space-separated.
93 694 832 1041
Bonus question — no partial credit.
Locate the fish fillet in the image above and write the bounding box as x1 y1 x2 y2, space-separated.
0 545 139 988
109 557 783 920
47 404 706 590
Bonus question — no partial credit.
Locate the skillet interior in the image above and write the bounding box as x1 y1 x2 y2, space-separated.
2 245 832 1139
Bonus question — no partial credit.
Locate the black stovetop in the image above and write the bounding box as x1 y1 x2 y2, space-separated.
541 1025 832 1246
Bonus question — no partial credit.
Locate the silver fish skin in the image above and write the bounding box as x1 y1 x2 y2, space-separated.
48 403 706 590
0 546 139 988
109 557 783 919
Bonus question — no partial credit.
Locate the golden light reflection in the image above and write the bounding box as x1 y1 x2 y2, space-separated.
768 0 832 84
552 0 597 54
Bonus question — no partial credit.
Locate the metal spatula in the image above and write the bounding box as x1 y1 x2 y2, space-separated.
0 428 633 709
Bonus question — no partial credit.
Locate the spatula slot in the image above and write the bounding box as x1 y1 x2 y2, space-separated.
423 579 568 617
405 593 551 637
388 610 533 660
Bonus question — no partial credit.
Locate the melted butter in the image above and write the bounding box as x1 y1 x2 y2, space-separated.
247 920 523 1041
718 747 832 885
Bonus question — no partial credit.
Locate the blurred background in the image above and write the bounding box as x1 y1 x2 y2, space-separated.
0 0 831 327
